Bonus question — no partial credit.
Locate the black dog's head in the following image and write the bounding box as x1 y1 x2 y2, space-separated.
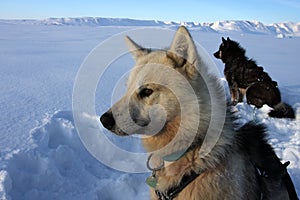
214 37 246 63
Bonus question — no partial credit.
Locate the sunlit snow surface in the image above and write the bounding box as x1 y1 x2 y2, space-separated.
0 21 300 199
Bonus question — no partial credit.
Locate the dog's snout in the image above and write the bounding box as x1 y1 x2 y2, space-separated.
213 51 219 58
100 111 115 130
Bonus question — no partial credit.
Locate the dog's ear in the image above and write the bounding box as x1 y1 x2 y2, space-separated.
125 36 150 61
169 26 199 79
222 37 226 43
227 37 231 41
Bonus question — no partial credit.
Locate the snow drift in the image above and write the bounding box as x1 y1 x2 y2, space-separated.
0 111 149 200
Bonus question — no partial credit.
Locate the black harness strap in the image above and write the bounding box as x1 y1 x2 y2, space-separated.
155 170 201 200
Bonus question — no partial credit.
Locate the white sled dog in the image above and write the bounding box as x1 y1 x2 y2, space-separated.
100 26 298 200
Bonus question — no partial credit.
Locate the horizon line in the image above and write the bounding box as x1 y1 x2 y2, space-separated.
0 16 299 24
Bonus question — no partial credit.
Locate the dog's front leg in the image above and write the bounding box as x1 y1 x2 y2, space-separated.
238 88 245 102
230 82 239 105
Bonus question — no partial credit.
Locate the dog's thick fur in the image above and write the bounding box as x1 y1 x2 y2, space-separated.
100 27 298 199
214 37 295 119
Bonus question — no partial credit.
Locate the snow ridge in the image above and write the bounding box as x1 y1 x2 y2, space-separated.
1 17 300 37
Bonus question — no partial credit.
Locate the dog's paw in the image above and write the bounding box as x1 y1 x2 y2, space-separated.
231 100 239 106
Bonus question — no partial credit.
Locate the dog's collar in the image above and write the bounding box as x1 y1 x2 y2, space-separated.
146 153 204 200
162 149 188 162
146 149 189 170
155 170 203 200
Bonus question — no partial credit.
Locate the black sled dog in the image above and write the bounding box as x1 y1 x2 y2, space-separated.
214 37 295 119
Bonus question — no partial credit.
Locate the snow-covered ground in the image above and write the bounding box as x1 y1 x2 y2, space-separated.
0 20 300 199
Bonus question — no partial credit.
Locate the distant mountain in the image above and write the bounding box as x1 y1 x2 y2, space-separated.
1 17 300 37
203 20 300 37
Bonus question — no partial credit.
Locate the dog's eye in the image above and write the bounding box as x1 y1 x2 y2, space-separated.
139 88 153 98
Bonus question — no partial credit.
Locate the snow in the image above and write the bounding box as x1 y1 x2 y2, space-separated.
0 19 299 199
1 111 148 200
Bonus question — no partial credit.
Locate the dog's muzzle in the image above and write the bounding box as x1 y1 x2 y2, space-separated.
213 51 221 59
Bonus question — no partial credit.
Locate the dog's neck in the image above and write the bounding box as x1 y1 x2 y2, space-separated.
144 116 234 194
142 115 204 192
153 145 202 192
150 135 231 196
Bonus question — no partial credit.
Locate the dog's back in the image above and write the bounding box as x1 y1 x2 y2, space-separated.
225 61 273 89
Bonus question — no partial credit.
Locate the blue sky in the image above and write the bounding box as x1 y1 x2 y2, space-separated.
1 0 300 23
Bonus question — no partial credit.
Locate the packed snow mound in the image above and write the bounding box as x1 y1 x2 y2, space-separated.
1 18 299 36
0 111 148 200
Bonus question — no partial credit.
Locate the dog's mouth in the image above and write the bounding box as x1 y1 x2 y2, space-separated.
111 127 129 136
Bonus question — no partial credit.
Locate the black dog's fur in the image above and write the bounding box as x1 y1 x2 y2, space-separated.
214 37 295 119
236 123 299 199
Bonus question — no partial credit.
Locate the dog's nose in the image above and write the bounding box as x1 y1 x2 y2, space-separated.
100 111 115 130
213 51 219 58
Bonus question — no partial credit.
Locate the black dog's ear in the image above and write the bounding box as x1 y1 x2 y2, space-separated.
222 37 226 43
227 37 231 41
